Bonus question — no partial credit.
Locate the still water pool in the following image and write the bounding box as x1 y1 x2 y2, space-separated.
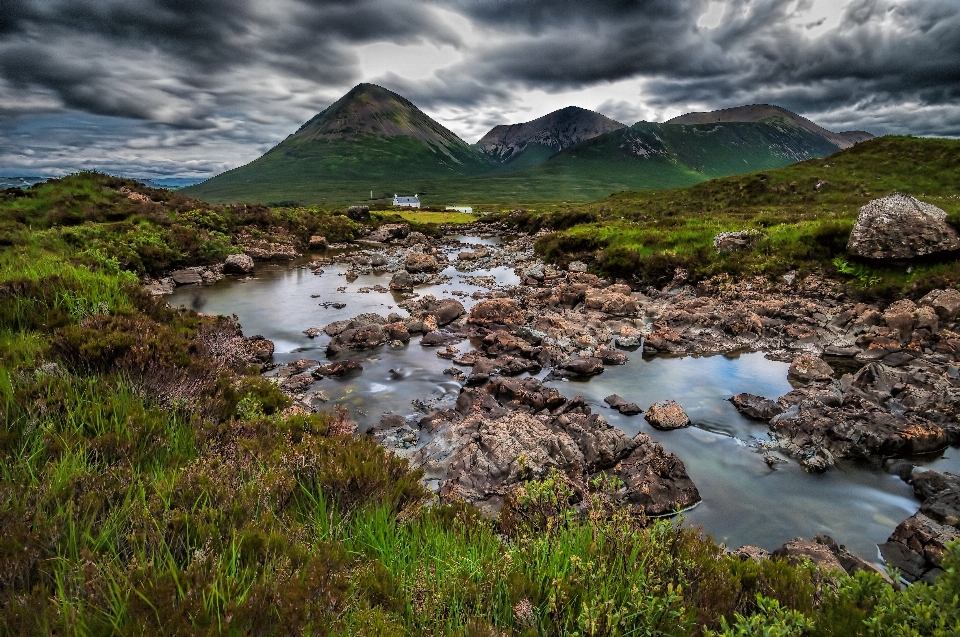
169 253 960 564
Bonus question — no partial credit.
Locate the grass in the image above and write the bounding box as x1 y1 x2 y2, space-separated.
513 135 960 298
2 169 960 635
390 210 478 225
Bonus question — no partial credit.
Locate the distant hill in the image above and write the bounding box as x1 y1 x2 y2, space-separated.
184 88 875 206
666 104 873 150
185 83 491 202
475 106 626 170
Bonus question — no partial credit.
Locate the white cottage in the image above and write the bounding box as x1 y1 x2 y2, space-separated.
392 194 420 209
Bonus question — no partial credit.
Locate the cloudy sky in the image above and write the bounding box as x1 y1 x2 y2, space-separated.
1 0 958 179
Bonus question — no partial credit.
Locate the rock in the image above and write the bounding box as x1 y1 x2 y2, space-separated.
311 360 363 378
244 336 274 363
713 229 763 252
468 298 526 327
389 270 414 292
731 546 771 562
223 253 255 274
365 223 410 243
612 433 701 515
171 269 202 285
280 374 314 393
458 248 489 261
584 288 639 315
405 253 440 274
346 205 370 221
568 261 588 273
278 359 317 377
920 288 960 321
405 296 466 326
325 321 387 354
644 400 691 430
308 235 328 249
847 193 960 259
557 357 604 378
143 280 173 295
522 263 545 281
774 535 894 583
730 393 784 420
788 355 834 383
604 394 641 416
883 299 917 337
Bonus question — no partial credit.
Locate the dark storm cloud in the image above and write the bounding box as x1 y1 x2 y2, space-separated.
0 0 457 127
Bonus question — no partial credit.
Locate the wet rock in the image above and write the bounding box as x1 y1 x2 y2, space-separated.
405 296 466 326
278 359 317 377
223 253 255 274
555 357 604 378
644 400 691 430
421 329 460 347
346 205 370 221
788 355 834 383
405 253 440 274
389 270 414 292
384 322 411 343
595 346 627 365
881 472 960 583
468 298 527 327
774 535 894 583
604 394 642 416
281 374 314 393
171 269 202 285
584 288 639 315
311 360 363 378
611 433 701 516
730 393 784 420
326 323 387 354
458 247 488 261
847 193 960 259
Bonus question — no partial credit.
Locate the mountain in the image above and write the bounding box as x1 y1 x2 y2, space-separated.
184 83 490 202
522 118 847 193
475 106 626 170
666 104 874 150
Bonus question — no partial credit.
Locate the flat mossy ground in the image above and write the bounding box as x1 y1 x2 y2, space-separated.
0 166 959 634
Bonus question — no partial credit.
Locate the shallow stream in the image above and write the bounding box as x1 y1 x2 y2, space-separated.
170 238 960 564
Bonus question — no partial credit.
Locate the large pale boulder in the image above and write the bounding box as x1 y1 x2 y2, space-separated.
847 193 960 259
223 253 254 274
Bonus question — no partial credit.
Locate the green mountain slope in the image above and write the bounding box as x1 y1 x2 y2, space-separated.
475 106 626 170
185 83 491 202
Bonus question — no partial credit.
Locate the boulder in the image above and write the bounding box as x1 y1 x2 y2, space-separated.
788 355 834 383
713 229 763 252
405 253 440 274
774 535 893 583
366 223 410 243
730 393 783 421
311 360 363 378
847 193 960 259
389 270 414 292
280 374 314 393
920 288 960 321
468 298 527 326
171 269 202 285
584 288 639 315
405 296 466 327
883 299 918 336
612 433 701 515
346 205 370 221
568 261 588 273
308 235 328 249
644 400 691 430
556 357 604 378
458 247 489 261
223 253 255 274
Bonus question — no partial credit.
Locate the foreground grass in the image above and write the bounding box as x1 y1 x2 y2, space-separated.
2 172 960 635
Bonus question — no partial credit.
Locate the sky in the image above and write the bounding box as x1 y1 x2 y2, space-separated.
1 0 958 179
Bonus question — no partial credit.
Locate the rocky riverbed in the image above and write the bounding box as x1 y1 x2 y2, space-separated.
161 218 960 580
